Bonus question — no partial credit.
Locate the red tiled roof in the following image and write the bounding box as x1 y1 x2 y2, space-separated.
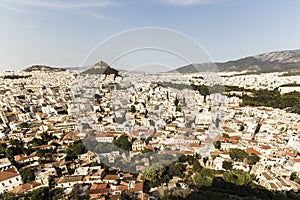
293 158 300 163
103 174 118 181
190 143 200 148
111 194 121 200
0 167 20 182
246 148 261 156
145 144 154 151
183 150 194 155
260 145 271 150
129 182 143 193
90 183 109 190
12 181 42 194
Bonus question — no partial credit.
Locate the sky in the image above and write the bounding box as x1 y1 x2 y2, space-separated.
0 0 300 71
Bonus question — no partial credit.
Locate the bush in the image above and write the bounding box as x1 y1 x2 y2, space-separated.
20 168 35 183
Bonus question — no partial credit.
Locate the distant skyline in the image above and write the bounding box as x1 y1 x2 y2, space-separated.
1 0 300 71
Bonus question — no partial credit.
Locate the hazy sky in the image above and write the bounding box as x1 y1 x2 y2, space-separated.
0 0 300 71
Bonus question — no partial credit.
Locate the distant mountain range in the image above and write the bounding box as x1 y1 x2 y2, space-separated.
22 49 300 74
170 49 300 73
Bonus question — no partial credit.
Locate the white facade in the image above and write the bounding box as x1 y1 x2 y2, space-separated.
0 167 22 193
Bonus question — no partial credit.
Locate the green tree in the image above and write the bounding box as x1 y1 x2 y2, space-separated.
193 168 215 188
112 135 132 151
0 192 17 200
65 140 87 161
28 138 44 147
41 132 57 143
168 162 186 178
176 105 182 112
19 168 35 183
186 155 196 165
143 167 167 188
203 157 208 165
6 146 23 160
49 188 64 200
223 170 252 186
214 141 221 150
174 97 180 106
192 160 203 172
23 187 49 199
9 139 22 146
191 84 210 103
222 161 233 170
179 155 188 163
129 105 137 113
239 124 245 131
229 148 248 162
254 123 261 133
246 154 260 165
0 143 7 158
19 122 30 129
193 173 214 188
290 172 300 184
38 153 54 164
200 168 215 177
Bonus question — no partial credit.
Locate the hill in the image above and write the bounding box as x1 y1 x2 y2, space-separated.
81 61 120 76
24 65 66 72
170 49 300 73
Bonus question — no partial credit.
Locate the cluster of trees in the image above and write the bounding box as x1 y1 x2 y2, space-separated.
65 140 87 161
162 159 300 200
112 135 132 151
143 155 198 188
192 166 254 189
4 140 29 164
28 132 57 147
0 136 62 184
2 75 32 79
193 168 215 188
143 167 171 188
223 169 253 186
19 122 31 129
191 84 251 101
241 89 300 114
1 132 58 163
19 168 35 184
162 177 300 200
191 83 300 114
155 82 191 91
191 84 210 102
0 187 66 200
229 148 260 166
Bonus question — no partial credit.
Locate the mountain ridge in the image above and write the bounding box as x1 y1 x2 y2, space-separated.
21 49 300 74
170 49 300 73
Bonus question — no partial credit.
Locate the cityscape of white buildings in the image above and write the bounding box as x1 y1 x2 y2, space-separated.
0 68 299 197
